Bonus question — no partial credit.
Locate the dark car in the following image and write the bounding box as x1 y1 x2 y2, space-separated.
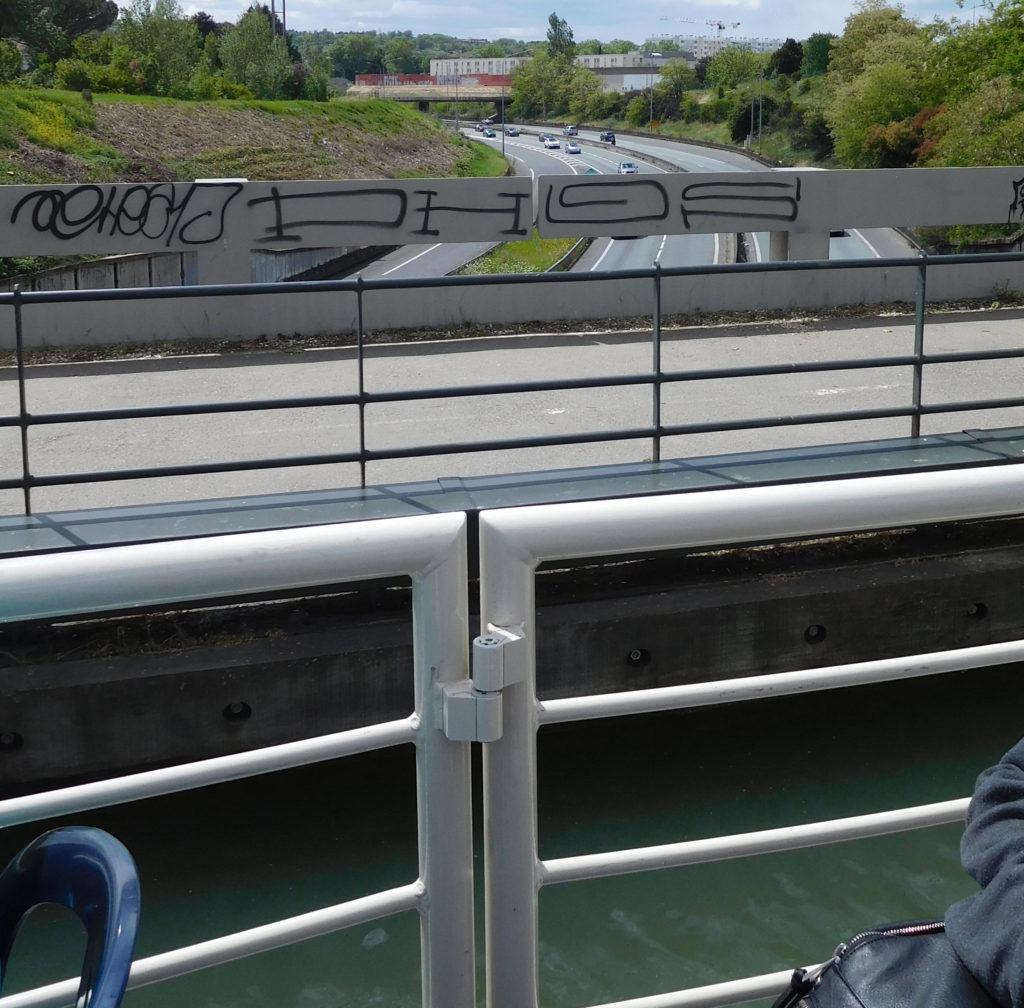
504 126 520 136
600 130 616 144
482 128 496 138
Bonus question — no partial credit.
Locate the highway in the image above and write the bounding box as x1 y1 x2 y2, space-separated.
357 124 912 280
5 309 1024 514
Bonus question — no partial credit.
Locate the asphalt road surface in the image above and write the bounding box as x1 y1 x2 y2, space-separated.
4 309 1024 515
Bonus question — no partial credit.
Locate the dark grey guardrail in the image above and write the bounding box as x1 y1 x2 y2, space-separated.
3 249 1024 517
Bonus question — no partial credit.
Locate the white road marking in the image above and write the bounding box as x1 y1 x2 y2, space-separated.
380 244 442 276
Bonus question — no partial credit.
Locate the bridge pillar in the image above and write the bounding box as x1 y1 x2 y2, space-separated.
769 231 830 262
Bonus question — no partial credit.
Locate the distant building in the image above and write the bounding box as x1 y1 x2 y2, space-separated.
428 37 783 96
429 57 530 77
657 34 783 59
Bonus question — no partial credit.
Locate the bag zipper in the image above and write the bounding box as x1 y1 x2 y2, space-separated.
771 920 945 1008
833 920 945 960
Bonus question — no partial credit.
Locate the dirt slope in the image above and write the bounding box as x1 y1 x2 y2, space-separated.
5 96 471 183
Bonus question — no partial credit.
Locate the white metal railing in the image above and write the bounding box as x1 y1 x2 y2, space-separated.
0 513 474 1008
477 464 1024 1008
3 466 1024 1008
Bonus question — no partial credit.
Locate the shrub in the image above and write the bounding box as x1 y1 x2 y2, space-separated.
0 39 21 83
55 58 94 92
91 64 141 94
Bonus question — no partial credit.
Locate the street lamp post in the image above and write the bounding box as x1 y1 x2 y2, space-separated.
645 52 662 129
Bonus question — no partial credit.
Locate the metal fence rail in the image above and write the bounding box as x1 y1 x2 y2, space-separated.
2 442 1024 1008
477 464 1024 1008
0 513 474 1008
4 249 1024 515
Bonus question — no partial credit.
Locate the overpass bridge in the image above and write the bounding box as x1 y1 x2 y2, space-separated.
345 83 511 114
2 166 1024 1008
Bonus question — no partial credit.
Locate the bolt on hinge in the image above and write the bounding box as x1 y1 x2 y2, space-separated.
440 628 526 743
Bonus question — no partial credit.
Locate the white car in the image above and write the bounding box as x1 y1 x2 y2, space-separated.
543 137 561 149
617 161 638 174
565 141 581 154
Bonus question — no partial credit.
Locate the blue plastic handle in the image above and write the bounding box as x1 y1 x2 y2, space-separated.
0 826 140 1008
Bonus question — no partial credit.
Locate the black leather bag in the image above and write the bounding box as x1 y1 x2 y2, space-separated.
771 920 1000 1008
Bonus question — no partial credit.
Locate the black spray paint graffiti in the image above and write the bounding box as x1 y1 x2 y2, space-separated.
10 182 244 246
540 176 802 231
545 179 670 226
246 186 530 242
1009 178 1024 223
680 178 801 228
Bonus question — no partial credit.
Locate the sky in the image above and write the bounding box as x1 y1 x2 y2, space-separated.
182 0 975 46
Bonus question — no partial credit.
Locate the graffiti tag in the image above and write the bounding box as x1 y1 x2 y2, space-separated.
10 182 244 246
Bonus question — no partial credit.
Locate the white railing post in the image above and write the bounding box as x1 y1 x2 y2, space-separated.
476 465 1024 1008
412 515 476 1008
0 513 478 1008
480 515 542 1008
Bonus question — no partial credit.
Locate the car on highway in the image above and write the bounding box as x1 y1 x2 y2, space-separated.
482 128 496 137
599 131 616 144
543 136 561 149
504 126 520 136
565 141 581 154
562 125 578 136
474 123 485 132
617 161 638 174
538 133 552 143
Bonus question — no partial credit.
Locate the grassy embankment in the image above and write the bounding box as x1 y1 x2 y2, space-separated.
0 89 507 277
0 88 507 182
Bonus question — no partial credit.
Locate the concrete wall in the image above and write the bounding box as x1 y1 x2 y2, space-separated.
3 168 1024 349
5 256 1019 350
1 521 1020 792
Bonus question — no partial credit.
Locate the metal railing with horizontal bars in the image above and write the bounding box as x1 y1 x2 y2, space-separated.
0 513 474 1008
4 249 1024 516
475 464 1024 1008
0 464 1022 1006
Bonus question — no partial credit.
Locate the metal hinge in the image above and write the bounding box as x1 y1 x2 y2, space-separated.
441 625 525 743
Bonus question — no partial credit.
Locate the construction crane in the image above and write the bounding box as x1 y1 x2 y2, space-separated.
706 19 741 35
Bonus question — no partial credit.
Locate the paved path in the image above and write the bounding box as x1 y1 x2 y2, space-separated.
2 308 1023 515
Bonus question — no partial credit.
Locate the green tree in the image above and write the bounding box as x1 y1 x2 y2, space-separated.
386 33 420 73
219 4 291 98
546 12 576 60
822 3 942 166
1 0 118 61
768 38 803 77
327 32 378 80
825 51 933 165
624 92 649 127
190 10 217 38
826 0 922 86
935 0 1024 102
925 76 1024 165
117 0 201 96
658 58 697 109
564 64 604 122
510 49 559 118
800 32 835 76
706 46 763 89
0 38 22 81
693 55 712 87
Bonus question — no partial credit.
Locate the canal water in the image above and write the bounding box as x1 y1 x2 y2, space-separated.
4 662 1023 1008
